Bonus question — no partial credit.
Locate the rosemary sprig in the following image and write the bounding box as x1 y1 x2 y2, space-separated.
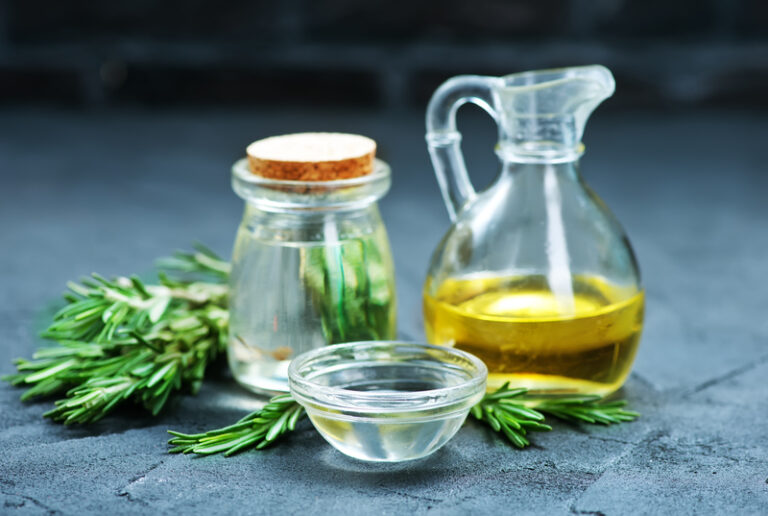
2 245 230 424
470 384 553 448
167 394 305 456
168 384 639 456
472 382 640 448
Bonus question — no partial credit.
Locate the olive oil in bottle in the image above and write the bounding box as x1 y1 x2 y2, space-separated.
424 275 644 396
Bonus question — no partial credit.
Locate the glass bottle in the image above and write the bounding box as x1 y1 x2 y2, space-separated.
423 65 643 397
228 158 397 395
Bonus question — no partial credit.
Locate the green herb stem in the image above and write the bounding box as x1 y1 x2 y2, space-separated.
167 394 306 456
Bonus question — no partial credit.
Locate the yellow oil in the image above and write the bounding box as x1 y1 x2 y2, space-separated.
423 275 644 397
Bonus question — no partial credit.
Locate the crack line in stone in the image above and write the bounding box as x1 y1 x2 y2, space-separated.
1 490 63 515
627 370 659 392
569 506 606 516
115 461 164 505
583 435 638 446
376 485 443 504
684 352 768 398
567 428 663 513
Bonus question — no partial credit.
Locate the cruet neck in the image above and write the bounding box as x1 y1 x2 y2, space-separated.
498 158 581 179
494 65 614 165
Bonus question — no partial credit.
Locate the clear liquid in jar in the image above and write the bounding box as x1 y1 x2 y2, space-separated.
229 228 395 395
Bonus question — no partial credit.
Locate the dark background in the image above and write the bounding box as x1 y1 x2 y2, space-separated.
2 3 768 515
1 0 767 111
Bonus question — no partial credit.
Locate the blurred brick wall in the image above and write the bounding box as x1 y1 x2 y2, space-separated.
0 0 766 109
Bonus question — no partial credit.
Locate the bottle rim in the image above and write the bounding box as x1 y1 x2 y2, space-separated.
231 158 391 211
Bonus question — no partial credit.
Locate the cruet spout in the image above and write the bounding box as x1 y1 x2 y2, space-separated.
496 65 615 162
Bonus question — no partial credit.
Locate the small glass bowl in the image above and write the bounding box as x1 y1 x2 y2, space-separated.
288 341 487 462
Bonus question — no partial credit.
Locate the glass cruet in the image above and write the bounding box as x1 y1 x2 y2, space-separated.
228 158 397 395
423 65 644 397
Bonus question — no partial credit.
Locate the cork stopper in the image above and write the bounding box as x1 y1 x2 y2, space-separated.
246 132 376 181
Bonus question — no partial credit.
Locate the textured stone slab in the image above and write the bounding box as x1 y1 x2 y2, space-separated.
1 109 767 514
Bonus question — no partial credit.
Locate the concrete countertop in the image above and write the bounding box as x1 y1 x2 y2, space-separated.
1 108 766 515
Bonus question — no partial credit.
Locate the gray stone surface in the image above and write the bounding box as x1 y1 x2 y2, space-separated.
1 108 767 515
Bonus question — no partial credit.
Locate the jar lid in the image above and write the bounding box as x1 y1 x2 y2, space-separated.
246 132 376 181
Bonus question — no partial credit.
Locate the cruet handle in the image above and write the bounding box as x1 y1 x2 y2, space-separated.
426 75 500 221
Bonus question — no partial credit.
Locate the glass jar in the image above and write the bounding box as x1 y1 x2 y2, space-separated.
228 158 397 396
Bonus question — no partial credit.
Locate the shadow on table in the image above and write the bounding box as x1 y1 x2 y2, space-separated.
297 442 462 488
